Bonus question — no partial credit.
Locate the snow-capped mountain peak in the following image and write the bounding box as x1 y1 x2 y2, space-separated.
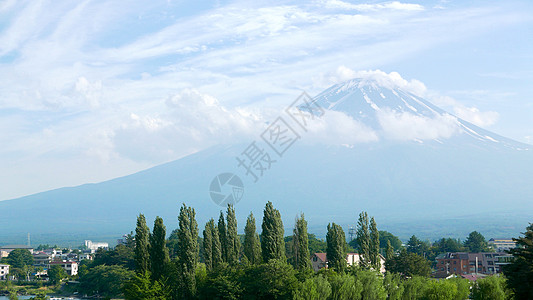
313 77 529 150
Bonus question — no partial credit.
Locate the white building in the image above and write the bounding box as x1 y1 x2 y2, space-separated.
0 264 9 280
84 240 109 253
78 253 92 262
49 261 78 276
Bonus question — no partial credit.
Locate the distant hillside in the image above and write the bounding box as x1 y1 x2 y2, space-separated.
1 77 532 246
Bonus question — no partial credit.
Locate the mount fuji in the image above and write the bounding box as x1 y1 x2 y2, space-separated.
1 75 532 245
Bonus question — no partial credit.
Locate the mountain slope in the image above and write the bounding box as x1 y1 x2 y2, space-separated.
1 77 532 245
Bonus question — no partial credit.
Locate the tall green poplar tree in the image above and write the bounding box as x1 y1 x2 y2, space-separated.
293 214 311 271
218 211 227 263
370 217 381 270
150 216 169 281
243 212 262 264
176 204 199 299
134 214 150 274
356 212 370 269
261 201 285 262
225 204 240 265
326 223 347 273
202 220 214 271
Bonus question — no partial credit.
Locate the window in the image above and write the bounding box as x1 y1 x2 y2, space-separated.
488 261 494 265
453 261 457 265
454 268 457 271
313 257 317 262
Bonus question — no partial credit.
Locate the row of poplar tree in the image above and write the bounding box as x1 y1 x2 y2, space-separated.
127 201 385 299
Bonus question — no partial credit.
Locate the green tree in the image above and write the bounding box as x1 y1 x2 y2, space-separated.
93 244 135 270
432 238 464 254
167 228 180 259
386 240 394 261
134 214 151 274
261 201 285 262
5 249 34 269
464 231 489 253
203 219 214 271
383 272 404 300
124 271 169 300
79 264 134 298
503 223 533 299
326 223 347 273
385 249 430 278
243 212 262 265
150 216 169 281
448 277 471 300
406 235 430 257
176 204 199 299
422 280 457 300
356 269 387 300
471 276 509 300
308 234 328 254
225 204 240 265
48 265 67 284
293 214 311 271
239 259 298 299
356 212 370 269
211 221 223 269
197 264 242 299
218 211 228 263
369 217 380 271
379 231 403 252
401 276 429 300
329 273 363 300
294 275 332 300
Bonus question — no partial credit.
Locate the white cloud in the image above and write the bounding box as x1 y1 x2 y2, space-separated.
304 110 379 144
314 68 427 96
377 108 460 141
452 106 499 127
322 0 424 12
430 94 499 127
113 89 265 163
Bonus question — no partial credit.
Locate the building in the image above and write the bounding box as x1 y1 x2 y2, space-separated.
78 253 92 262
49 261 78 276
0 264 9 280
311 252 386 273
488 238 516 252
435 252 508 277
33 251 52 266
0 245 34 255
84 240 109 253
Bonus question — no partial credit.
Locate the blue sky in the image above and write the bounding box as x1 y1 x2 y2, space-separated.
0 0 532 200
